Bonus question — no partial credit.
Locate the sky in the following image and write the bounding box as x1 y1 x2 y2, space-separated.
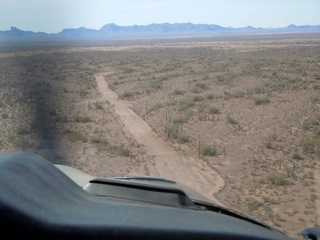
0 0 320 33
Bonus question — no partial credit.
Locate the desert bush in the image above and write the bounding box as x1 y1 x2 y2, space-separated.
292 152 302 160
70 130 87 143
90 135 108 145
216 74 234 85
201 145 217 156
117 146 131 157
178 100 195 111
246 198 264 211
267 173 289 186
265 140 274 150
177 133 189 143
206 93 214 100
209 106 220 114
74 114 92 123
172 111 193 125
94 101 104 110
231 91 246 99
165 123 178 139
227 115 237 125
16 126 30 136
312 96 320 104
313 84 320 90
150 79 163 90
192 95 205 102
173 89 184 95
62 128 72 134
303 116 320 131
79 89 89 98
146 103 163 115
191 83 207 93
302 139 316 154
254 96 270 105
120 91 135 100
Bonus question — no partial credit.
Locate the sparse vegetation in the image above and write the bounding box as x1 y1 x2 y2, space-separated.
1 36 319 238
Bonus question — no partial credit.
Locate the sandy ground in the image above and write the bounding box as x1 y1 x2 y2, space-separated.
95 73 225 205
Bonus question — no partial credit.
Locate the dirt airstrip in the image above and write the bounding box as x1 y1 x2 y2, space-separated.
95 73 224 205
1 34 320 238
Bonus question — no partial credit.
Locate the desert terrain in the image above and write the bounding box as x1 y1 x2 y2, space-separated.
0 33 320 238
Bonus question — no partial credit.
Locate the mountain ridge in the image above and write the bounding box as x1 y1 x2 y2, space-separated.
1 23 320 42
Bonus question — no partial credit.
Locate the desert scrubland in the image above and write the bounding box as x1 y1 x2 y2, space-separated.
1 34 320 238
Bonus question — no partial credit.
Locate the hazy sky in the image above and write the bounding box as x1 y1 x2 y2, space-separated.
1 0 320 33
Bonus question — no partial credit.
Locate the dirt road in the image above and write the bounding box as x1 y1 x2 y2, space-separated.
95 73 225 205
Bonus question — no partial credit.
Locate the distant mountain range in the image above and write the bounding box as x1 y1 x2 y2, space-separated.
1 23 320 42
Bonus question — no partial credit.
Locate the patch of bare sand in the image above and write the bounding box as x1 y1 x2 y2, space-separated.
95 73 225 205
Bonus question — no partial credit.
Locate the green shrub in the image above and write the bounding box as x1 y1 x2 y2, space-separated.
62 128 72 135
80 89 89 98
265 140 274 150
227 116 237 125
254 96 270 105
303 116 320 131
146 103 163 115
71 130 87 143
209 106 220 114
165 123 178 139
302 139 316 154
201 145 217 156
94 101 104 110
177 133 189 143
246 198 264 211
117 146 131 157
267 173 289 186
74 114 92 123
292 152 302 160
191 83 207 93
206 93 214 100
172 111 193 124
120 91 135 99
178 100 195 111
192 95 205 102
90 135 108 145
